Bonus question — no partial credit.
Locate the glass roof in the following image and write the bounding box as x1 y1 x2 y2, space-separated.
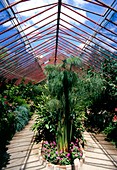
0 0 117 83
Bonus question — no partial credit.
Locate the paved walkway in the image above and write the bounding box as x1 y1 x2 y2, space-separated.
3 118 46 170
81 132 117 170
2 119 117 170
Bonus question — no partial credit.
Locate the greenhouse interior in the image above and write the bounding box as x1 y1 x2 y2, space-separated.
0 0 117 169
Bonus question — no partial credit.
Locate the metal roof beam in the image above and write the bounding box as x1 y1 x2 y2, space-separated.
55 0 62 64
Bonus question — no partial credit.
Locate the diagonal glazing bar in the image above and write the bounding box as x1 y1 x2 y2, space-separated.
1 39 56 70
35 46 55 59
58 37 100 65
62 3 104 16
0 21 56 53
0 12 57 44
94 0 117 12
0 0 30 13
15 2 57 13
0 35 55 67
0 4 57 35
0 22 56 57
63 4 117 37
84 0 113 7
0 67 36 82
0 14 57 51
57 46 95 68
59 34 110 64
61 12 117 45
60 12 117 57
0 17 15 25
60 23 117 59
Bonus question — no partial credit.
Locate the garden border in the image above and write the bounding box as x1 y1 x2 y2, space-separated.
38 141 85 170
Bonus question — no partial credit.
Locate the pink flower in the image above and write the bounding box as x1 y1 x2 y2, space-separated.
44 141 48 144
56 151 58 154
67 153 70 157
53 141 56 145
80 153 82 157
76 139 79 143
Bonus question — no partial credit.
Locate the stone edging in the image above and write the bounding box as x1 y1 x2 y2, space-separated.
38 141 85 170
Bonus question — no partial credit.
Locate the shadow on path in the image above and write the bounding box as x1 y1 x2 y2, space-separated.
2 121 117 170
81 132 117 170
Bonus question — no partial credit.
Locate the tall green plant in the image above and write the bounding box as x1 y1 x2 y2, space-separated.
45 57 82 153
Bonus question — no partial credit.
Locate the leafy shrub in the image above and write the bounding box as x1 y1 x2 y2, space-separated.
104 116 117 147
85 110 114 131
32 93 57 143
14 106 30 132
0 77 39 169
14 96 27 106
0 94 15 169
0 95 15 147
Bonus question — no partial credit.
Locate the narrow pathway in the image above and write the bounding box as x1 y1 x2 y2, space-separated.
94 133 117 166
81 131 117 170
2 120 117 170
3 118 46 170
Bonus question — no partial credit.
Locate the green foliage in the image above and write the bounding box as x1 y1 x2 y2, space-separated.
45 58 83 152
42 140 83 165
71 67 105 128
0 94 15 169
32 91 57 142
33 57 86 156
0 76 41 154
14 106 30 132
101 58 117 111
0 94 15 145
0 76 45 169
14 96 27 105
104 121 117 147
85 58 117 148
